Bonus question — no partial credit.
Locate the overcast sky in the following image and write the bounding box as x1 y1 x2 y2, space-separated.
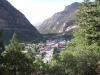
7 0 83 26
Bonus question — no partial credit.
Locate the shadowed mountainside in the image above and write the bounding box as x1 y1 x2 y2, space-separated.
0 0 41 42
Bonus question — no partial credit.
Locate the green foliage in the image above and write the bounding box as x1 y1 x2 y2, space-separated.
76 0 100 45
33 58 48 75
48 59 65 75
44 0 100 75
76 44 100 75
1 33 34 75
7 33 22 52
58 43 100 75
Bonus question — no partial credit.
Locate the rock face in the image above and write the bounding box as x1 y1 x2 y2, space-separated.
0 0 40 42
38 2 80 34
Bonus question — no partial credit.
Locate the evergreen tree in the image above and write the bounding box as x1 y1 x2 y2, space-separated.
3 33 33 75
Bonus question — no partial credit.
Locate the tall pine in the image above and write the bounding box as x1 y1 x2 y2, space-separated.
3 33 33 75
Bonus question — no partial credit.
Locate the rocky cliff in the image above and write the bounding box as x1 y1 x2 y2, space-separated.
38 2 80 34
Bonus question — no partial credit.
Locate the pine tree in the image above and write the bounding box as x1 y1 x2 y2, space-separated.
3 33 33 75
7 33 21 52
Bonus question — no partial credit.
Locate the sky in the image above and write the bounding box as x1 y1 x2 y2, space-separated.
7 0 83 26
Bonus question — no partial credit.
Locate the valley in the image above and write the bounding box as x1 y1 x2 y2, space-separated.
22 38 66 63
0 0 100 75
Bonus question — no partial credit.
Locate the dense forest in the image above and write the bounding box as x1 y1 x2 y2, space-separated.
0 0 100 75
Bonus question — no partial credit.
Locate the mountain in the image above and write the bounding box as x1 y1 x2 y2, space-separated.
38 2 80 34
0 0 41 42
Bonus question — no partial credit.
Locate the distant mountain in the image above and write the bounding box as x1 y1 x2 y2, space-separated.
38 2 80 34
0 0 41 42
